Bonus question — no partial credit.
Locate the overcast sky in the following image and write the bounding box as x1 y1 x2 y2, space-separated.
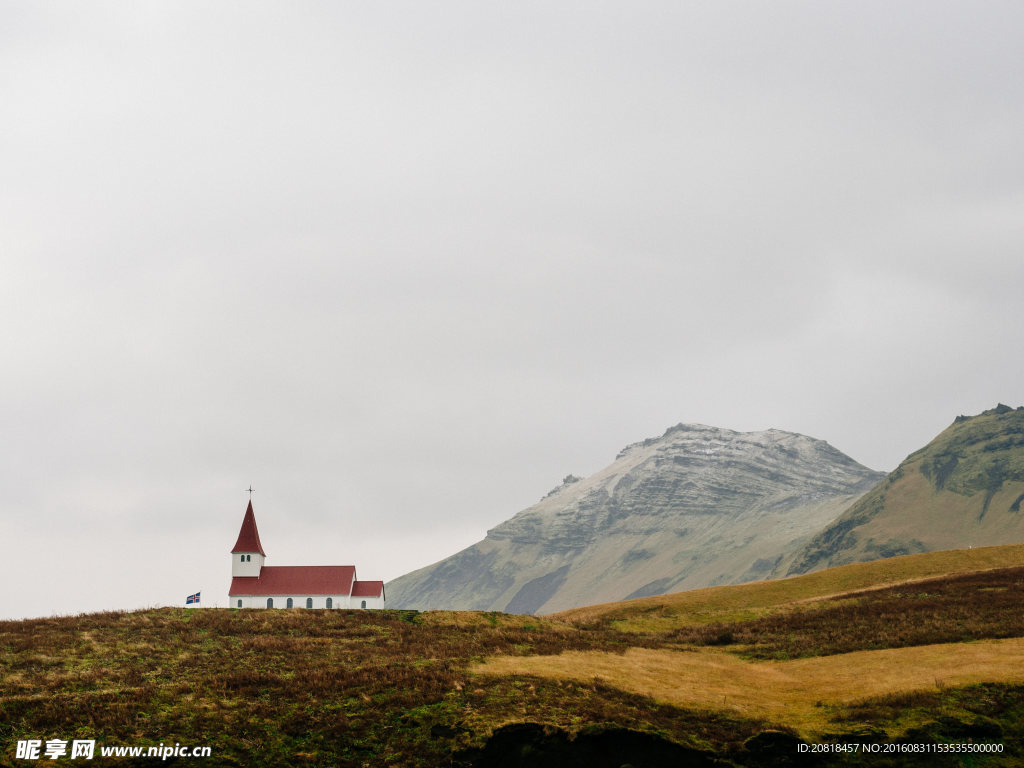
2 2 1022 620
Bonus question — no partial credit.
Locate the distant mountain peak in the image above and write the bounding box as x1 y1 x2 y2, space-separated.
388 422 883 614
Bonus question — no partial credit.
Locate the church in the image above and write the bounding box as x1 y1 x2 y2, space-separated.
228 501 385 609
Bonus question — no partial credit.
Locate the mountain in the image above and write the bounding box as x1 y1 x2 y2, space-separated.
387 424 884 614
783 404 1024 576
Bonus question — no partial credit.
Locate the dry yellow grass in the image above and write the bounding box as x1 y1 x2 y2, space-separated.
473 638 1024 735
552 542 1024 633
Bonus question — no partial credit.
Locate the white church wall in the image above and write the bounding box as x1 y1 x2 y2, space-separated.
231 553 265 578
231 595 267 609
228 594 361 609
226 593 385 614
350 595 385 610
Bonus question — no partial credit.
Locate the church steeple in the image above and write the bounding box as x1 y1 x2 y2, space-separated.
231 500 266 556
231 500 266 578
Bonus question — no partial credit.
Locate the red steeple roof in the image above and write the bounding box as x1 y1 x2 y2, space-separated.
231 500 266 556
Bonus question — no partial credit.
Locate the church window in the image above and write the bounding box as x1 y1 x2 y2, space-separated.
237 600 242 608
287 598 294 609
361 600 367 609
267 598 273 608
306 597 313 609
246 554 251 562
240 555 244 562
326 597 332 609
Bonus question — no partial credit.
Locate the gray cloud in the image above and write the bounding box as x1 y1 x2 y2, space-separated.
2 1 1022 619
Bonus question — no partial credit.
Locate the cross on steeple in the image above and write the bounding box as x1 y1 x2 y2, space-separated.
246 485 255 499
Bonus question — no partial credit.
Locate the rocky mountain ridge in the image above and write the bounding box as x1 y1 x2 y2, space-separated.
387 423 885 613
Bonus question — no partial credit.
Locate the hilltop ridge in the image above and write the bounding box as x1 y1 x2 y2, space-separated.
783 405 1024 575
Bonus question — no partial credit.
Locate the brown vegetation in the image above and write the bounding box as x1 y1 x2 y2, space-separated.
0 609 759 766
669 566 1024 659
4 550 1024 765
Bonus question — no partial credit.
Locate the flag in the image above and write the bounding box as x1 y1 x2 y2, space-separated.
186 592 200 605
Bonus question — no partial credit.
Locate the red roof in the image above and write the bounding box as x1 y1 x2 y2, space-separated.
229 565 356 596
231 501 266 556
352 580 385 598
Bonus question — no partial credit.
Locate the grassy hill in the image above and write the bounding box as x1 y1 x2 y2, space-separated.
554 542 1024 632
493 544 1024 740
783 405 1024 575
4 545 1024 766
